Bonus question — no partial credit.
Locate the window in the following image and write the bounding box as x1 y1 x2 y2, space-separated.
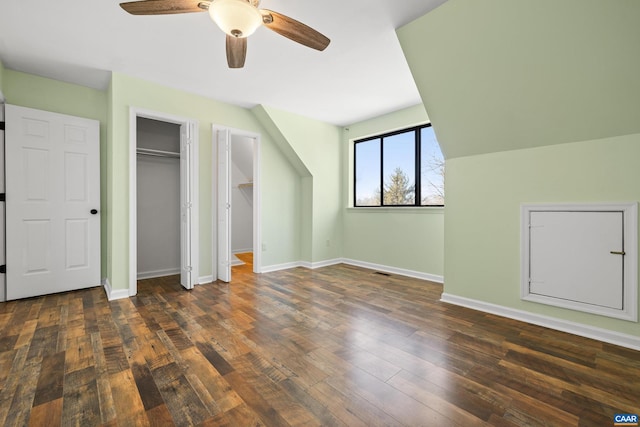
354 124 444 207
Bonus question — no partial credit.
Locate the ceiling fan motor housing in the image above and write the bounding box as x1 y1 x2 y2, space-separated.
209 0 263 38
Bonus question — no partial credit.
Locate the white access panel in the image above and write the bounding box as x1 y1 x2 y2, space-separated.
530 211 622 308
521 203 638 321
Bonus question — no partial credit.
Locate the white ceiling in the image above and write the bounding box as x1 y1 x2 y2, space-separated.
0 0 446 126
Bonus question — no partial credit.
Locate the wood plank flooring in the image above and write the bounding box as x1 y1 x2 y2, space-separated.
0 264 639 426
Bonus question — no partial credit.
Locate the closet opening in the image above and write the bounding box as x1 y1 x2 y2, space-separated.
214 126 261 283
136 118 181 281
129 108 199 296
230 135 255 277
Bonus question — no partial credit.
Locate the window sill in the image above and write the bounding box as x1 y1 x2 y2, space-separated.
346 206 444 213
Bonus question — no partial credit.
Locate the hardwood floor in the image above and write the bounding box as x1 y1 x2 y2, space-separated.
0 264 638 426
232 252 254 277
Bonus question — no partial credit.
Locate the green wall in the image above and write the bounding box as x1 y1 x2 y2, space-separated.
108 72 303 289
399 0 640 337
446 134 640 336
342 105 444 278
398 0 640 159
254 106 343 264
2 69 109 277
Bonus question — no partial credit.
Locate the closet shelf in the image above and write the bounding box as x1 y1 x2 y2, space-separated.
238 182 253 188
136 147 180 159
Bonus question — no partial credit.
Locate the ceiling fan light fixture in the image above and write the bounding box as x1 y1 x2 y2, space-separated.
209 0 262 38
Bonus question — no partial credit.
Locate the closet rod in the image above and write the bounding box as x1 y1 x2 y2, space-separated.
136 147 180 159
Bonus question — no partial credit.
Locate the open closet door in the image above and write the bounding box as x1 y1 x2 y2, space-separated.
217 128 231 282
180 124 194 289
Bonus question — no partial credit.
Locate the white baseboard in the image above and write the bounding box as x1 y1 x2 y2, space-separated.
299 258 344 269
262 258 345 273
102 278 130 301
261 261 305 273
441 293 640 351
260 258 443 284
198 275 214 284
137 268 180 280
233 248 253 254
341 258 444 283
231 257 245 267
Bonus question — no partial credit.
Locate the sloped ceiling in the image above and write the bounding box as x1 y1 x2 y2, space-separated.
398 0 640 159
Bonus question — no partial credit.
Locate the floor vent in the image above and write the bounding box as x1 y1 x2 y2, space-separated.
373 271 391 277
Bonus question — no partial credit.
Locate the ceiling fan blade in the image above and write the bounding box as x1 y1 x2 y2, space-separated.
226 35 247 68
261 10 330 51
120 0 206 15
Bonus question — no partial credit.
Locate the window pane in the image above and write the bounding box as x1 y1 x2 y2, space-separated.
355 139 381 206
421 127 445 205
383 132 415 205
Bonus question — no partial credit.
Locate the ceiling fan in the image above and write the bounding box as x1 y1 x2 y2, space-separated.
119 0 331 68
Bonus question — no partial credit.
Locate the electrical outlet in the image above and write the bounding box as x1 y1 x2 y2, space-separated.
262 243 267 251
326 239 331 247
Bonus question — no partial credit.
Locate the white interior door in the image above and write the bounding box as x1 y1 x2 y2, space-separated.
5 105 100 300
217 128 231 282
0 102 5 302
180 124 193 289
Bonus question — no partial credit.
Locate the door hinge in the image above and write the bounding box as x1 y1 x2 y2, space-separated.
0 121 4 131
0 265 5 274
0 193 4 202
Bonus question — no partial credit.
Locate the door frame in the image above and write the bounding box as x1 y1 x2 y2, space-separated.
212 125 262 280
129 107 199 296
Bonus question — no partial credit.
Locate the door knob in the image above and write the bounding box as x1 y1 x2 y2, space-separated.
90 209 98 215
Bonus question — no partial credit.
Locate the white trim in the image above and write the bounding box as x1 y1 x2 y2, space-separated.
441 293 640 351
103 278 129 301
129 107 200 296
233 248 253 254
303 258 344 269
521 202 638 322
0 90 5 103
212 125 262 278
262 259 342 272
198 275 214 284
341 258 444 283
231 257 245 267
137 268 181 280
261 258 443 281
346 207 445 213
261 261 305 273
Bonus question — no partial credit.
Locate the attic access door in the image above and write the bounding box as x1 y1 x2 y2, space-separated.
521 203 638 321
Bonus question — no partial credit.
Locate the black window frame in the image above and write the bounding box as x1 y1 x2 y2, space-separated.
353 124 444 208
